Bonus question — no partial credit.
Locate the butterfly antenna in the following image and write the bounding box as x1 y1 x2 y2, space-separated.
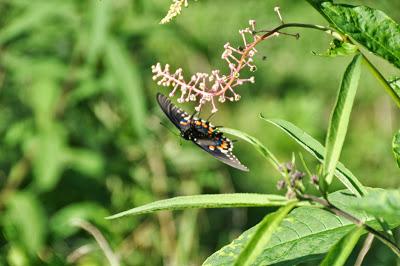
159 122 180 138
207 112 215 121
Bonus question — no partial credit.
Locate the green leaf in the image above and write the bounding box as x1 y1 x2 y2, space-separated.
3 192 46 255
106 194 297 219
234 202 297 266
320 227 364 266
348 189 400 221
63 148 104 177
105 38 146 140
389 77 400 99
50 202 109 238
324 54 362 187
203 189 397 266
31 127 66 191
314 39 358 57
87 0 111 64
262 117 366 197
0 3 55 44
219 128 280 170
393 129 400 168
316 2 400 69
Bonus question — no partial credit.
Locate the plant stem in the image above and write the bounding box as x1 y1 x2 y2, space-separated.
72 219 120 266
299 193 400 257
354 233 374 266
218 22 343 97
361 53 400 108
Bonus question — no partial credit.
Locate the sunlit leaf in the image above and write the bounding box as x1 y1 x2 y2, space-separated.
234 202 297 266
63 148 104 177
262 117 366 197
3 192 46 255
389 77 400 98
324 54 362 187
106 194 299 219
348 189 400 221
31 127 66 191
320 227 364 266
310 2 400 69
393 130 400 168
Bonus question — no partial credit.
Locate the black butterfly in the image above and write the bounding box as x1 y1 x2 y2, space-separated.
156 93 249 171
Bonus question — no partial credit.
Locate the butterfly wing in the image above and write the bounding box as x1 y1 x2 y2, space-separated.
156 93 248 171
194 134 249 172
156 93 190 130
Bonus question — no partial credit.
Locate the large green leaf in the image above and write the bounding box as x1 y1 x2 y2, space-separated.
219 128 280 170
320 227 364 266
106 194 298 219
309 2 400 69
202 190 396 266
234 202 297 266
348 189 400 221
262 117 366 197
323 54 362 187
393 129 400 168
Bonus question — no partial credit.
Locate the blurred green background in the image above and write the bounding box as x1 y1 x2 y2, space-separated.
0 0 399 265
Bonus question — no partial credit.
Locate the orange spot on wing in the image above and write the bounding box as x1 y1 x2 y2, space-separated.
221 142 228 149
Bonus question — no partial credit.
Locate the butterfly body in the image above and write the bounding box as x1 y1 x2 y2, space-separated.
157 93 249 171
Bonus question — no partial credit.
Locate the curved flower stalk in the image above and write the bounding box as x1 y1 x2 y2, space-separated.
152 20 270 113
152 7 327 113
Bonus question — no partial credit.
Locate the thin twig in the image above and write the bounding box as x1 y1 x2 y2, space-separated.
67 244 96 263
355 233 374 266
213 23 343 98
72 219 120 266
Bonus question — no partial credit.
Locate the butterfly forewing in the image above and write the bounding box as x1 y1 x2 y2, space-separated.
156 93 189 130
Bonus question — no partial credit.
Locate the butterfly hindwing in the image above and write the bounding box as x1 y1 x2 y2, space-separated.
194 135 249 172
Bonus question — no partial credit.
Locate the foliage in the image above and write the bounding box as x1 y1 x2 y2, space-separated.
0 0 399 265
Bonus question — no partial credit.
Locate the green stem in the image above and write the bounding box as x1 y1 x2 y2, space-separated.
361 53 400 108
257 23 344 41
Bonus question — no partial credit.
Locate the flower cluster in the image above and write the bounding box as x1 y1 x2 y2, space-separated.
160 0 189 24
276 160 320 199
152 20 263 113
